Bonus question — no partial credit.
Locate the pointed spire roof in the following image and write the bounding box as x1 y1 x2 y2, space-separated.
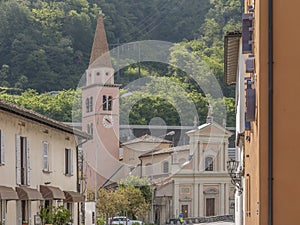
89 12 112 68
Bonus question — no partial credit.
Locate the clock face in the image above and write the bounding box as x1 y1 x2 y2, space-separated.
102 115 114 128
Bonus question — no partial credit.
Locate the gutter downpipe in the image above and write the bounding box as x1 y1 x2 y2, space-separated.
268 0 274 225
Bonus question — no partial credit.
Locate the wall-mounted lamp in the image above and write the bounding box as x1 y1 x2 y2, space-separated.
227 159 243 194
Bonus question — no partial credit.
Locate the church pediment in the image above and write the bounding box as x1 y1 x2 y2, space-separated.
186 122 232 138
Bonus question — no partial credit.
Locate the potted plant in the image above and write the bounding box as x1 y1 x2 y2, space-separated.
40 205 72 225
40 206 55 225
22 221 28 225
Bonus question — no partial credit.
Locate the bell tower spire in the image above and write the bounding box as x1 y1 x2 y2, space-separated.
86 11 115 86
89 11 112 68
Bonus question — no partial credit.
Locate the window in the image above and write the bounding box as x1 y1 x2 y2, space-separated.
89 96 93 112
65 148 73 176
108 96 113 110
85 98 90 113
205 157 214 171
87 123 93 139
103 95 113 111
103 95 107 110
163 161 169 173
16 136 30 185
43 142 50 172
0 129 4 165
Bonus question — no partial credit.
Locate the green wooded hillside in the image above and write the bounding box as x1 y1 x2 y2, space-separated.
0 0 242 127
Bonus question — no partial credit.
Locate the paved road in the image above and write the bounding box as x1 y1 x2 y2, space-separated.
194 222 234 225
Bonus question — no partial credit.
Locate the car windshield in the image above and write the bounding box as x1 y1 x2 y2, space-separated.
113 218 127 221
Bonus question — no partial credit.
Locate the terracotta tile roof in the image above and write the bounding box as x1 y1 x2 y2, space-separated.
89 13 112 68
139 145 190 158
121 134 172 146
0 100 90 139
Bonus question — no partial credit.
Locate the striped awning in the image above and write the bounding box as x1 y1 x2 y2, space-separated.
40 185 65 200
16 187 43 200
0 186 18 200
224 31 241 85
63 191 85 202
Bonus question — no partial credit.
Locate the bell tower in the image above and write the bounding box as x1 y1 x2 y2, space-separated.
82 12 120 191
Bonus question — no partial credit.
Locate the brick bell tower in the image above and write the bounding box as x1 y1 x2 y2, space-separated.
82 12 121 193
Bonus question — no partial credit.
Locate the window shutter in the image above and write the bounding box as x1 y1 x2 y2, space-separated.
26 138 30 185
16 135 21 185
70 149 74 176
246 79 256 122
0 130 4 164
242 13 254 53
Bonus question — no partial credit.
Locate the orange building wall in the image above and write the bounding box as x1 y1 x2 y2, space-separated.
244 0 300 225
273 1 300 225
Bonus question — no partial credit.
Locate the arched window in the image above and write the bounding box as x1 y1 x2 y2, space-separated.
108 96 113 110
85 98 90 113
103 95 107 110
205 157 214 171
163 161 169 173
89 96 93 112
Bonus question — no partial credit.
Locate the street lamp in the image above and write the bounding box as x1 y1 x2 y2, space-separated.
227 159 243 194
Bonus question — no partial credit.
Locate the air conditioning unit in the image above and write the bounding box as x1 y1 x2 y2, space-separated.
245 56 255 73
242 13 254 53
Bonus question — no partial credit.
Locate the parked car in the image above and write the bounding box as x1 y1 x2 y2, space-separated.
111 216 130 225
110 216 143 225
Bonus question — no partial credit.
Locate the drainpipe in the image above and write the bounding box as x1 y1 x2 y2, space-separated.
268 0 274 225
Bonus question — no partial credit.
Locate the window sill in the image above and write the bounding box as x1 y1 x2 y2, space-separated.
43 170 52 174
64 174 73 177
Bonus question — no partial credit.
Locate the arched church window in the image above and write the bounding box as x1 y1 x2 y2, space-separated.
103 95 107 110
108 96 113 110
89 96 93 112
86 98 90 113
205 157 214 171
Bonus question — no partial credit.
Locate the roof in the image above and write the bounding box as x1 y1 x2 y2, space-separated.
139 145 189 158
186 121 233 136
224 31 241 85
121 134 172 146
0 100 90 139
89 13 112 68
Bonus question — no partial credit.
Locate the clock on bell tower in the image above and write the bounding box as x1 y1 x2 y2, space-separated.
82 12 121 190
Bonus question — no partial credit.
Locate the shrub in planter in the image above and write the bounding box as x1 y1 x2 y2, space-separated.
40 205 72 225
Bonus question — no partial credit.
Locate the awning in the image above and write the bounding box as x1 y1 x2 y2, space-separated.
63 191 85 202
224 31 241 85
40 185 65 200
16 187 43 200
0 186 19 200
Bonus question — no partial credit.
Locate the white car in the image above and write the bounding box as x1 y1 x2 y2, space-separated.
111 217 143 225
111 216 130 225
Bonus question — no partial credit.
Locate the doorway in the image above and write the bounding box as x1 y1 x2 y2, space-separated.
206 198 215 216
181 205 188 218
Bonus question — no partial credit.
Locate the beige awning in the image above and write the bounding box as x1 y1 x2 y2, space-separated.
0 186 18 200
224 31 241 85
16 187 43 200
40 185 65 200
63 191 85 202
